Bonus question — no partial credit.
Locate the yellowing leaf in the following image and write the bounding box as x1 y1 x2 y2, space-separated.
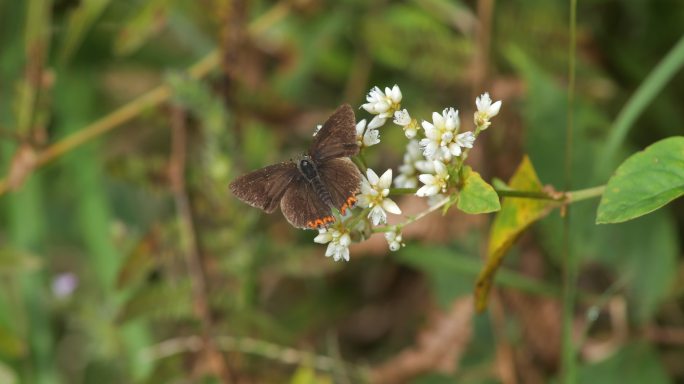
475 156 553 312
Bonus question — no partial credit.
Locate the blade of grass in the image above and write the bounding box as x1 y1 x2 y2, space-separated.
601 34 684 170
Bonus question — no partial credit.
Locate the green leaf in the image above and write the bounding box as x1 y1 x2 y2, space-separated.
457 166 501 214
475 156 553 312
577 342 670 384
597 136 684 224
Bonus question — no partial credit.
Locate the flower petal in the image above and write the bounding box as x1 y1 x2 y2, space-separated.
391 85 402 102
368 206 387 225
314 232 332 244
366 168 380 185
382 199 402 214
418 174 435 184
368 115 386 129
488 100 502 117
379 169 393 189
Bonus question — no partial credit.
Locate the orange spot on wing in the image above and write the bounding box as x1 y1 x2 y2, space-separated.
306 216 335 229
339 195 358 215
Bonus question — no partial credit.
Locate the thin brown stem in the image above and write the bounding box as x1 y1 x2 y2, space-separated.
141 335 369 380
169 107 231 383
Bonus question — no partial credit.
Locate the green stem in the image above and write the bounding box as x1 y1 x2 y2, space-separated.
566 185 605 203
389 187 417 195
372 197 450 233
562 0 578 382
389 185 605 202
495 189 560 200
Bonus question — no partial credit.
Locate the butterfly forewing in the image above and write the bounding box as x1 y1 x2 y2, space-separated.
280 178 334 229
310 104 359 162
229 162 300 213
317 158 361 214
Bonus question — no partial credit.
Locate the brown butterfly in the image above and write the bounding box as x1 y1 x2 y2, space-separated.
229 104 362 229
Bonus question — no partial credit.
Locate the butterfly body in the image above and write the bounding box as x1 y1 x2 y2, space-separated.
230 104 361 229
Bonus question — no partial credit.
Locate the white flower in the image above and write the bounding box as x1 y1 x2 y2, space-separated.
474 92 502 130
361 85 402 128
357 168 402 225
450 131 476 157
355 119 380 148
416 160 450 197
314 228 352 262
419 108 474 161
393 109 419 139
385 228 404 252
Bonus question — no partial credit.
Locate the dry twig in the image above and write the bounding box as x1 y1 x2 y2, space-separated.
169 107 232 383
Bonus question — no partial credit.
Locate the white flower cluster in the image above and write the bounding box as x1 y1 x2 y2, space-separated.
419 108 474 162
357 168 402 225
362 85 402 129
312 86 502 261
394 92 502 200
385 228 404 252
474 92 502 130
314 227 352 262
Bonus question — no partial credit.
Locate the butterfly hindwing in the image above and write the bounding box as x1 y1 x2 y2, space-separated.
280 177 334 229
317 158 361 215
310 104 359 162
229 162 300 213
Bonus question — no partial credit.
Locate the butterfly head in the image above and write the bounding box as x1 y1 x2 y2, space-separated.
295 154 318 181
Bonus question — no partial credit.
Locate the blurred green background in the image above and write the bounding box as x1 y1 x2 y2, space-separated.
1 0 683 383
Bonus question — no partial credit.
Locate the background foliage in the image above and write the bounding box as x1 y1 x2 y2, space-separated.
0 0 683 383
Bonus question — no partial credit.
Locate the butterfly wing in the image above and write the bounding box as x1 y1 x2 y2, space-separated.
280 178 335 229
310 104 359 162
229 162 300 213
317 158 361 215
